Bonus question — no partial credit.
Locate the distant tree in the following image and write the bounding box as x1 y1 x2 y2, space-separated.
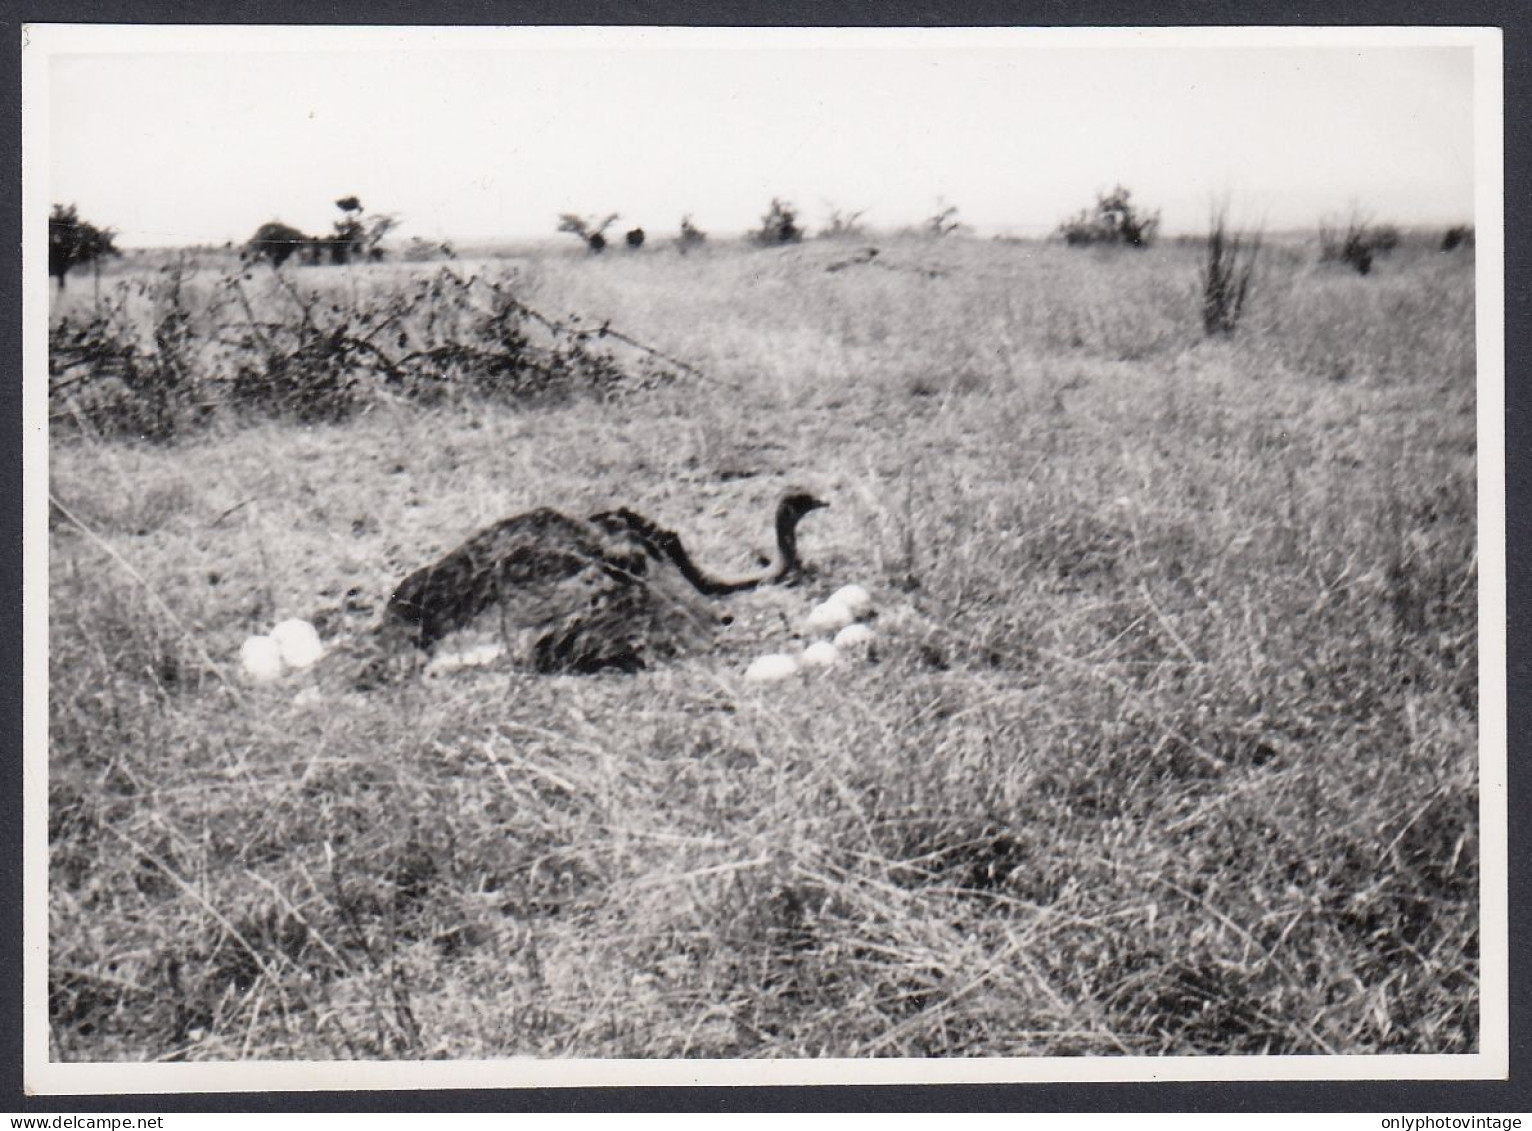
330 200 365 264
625 227 646 250
1057 185 1161 248
557 212 620 253
49 203 120 289
677 214 707 254
246 220 311 268
751 198 804 246
245 199 397 269
361 214 400 259
324 196 399 264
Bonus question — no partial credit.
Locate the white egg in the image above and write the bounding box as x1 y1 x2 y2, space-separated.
804 598 854 634
801 640 841 669
744 653 801 682
271 618 324 669
833 623 877 652
240 635 286 684
830 584 873 618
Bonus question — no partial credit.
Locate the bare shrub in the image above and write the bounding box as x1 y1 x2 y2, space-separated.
1200 203 1263 337
226 269 645 418
48 260 203 440
818 206 868 240
926 200 962 237
225 275 366 423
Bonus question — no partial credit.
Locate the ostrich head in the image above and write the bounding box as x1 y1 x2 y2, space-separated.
780 492 830 521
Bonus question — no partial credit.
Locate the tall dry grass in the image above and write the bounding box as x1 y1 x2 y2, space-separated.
47 235 1478 1060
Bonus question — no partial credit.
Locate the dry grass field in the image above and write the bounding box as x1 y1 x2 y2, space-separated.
45 233 1479 1061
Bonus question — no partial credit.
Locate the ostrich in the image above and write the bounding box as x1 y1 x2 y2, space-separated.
381 492 829 674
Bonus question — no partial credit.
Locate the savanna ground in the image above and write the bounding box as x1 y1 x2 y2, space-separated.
46 232 1479 1061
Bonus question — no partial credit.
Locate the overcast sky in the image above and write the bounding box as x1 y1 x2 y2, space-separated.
34 26 1485 248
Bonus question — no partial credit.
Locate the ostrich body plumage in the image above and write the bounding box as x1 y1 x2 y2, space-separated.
381 493 826 674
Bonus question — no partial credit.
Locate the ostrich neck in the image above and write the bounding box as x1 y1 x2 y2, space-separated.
774 503 802 576
660 504 802 596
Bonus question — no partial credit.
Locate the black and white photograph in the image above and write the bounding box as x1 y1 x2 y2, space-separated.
23 23 1506 1093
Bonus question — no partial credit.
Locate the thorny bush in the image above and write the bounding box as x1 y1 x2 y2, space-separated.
49 262 681 440
49 266 206 441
